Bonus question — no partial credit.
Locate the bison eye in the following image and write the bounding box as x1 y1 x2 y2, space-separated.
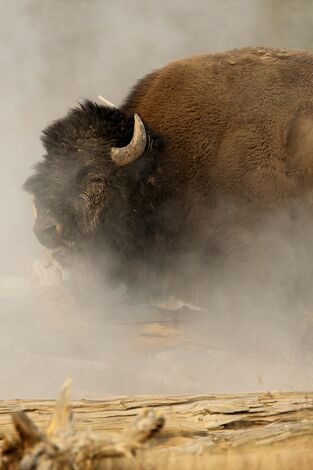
89 177 103 184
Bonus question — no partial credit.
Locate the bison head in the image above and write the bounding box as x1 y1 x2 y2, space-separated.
24 101 158 268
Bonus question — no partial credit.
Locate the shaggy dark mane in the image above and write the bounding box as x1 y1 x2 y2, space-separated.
41 101 135 161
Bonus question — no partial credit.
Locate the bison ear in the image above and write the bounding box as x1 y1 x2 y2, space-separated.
111 114 147 166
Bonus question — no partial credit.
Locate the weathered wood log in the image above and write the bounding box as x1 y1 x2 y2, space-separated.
1 389 313 469
0 380 165 468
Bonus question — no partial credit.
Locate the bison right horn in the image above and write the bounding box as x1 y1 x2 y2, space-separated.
111 113 147 166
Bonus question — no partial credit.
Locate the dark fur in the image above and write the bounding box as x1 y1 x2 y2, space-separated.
24 47 313 301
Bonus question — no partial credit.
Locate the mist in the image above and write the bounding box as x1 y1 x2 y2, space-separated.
1 0 313 398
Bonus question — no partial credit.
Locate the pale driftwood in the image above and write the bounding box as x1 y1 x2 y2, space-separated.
0 381 165 469
1 390 313 469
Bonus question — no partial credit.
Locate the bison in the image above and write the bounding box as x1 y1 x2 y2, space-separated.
24 47 313 306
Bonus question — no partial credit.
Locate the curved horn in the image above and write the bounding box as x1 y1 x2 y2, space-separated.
111 113 147 166
98 95 118 109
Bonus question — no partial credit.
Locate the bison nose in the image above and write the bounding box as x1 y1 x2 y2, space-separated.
33 219 60 248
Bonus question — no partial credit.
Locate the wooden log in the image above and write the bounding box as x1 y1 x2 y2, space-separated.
1 391 313 469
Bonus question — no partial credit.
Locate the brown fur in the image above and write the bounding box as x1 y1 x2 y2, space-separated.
123 47 313 302
124 47 313 204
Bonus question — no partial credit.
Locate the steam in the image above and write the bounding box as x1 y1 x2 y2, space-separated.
1 0 313 398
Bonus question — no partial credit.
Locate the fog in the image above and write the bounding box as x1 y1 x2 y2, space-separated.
1 0 313 398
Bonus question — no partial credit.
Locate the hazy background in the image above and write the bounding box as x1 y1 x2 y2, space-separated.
1 0 313 398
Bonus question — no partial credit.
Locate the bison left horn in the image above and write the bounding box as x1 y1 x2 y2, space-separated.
98 95 118 109
111 113 147 166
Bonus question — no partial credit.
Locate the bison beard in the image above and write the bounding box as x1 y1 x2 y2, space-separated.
24 47 313 308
